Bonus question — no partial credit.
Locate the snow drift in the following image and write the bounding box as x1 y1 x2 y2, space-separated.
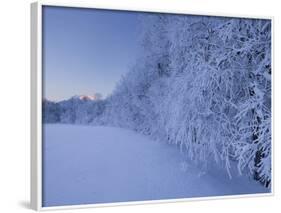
43 125 268 206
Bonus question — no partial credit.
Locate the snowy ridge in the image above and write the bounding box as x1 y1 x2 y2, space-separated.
70 94 102 101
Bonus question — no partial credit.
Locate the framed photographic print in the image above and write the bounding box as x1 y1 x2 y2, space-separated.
31 1 273 210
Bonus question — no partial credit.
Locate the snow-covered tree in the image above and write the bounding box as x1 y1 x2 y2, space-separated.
43 95 106 125
102 15 271 186
43 99 61 123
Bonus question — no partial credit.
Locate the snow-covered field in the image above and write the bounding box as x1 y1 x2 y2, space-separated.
43 124 269 207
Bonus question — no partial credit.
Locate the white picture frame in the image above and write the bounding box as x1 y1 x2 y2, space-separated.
31 1 274 211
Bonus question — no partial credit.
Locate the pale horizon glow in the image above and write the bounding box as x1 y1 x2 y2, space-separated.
43 6 140 101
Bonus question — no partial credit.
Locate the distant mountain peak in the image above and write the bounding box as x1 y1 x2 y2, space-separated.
71 94 102 101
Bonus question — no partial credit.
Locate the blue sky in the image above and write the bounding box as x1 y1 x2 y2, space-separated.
43 6 140 101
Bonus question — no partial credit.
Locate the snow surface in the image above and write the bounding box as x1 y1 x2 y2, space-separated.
43 124 269 207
